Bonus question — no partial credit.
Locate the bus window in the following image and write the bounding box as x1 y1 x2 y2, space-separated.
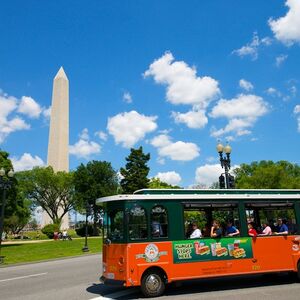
184 209 207 238
183 203 239 238
128 205 147 240
108 209 124 241
246 202 297 235
151 205 168 238
212 207 240 237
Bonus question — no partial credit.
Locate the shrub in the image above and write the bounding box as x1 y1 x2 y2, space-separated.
75 225 94 237
25 230 48 240
67 229 80 238
41 223 60 239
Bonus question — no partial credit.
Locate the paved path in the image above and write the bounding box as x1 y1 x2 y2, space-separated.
1 254 300 299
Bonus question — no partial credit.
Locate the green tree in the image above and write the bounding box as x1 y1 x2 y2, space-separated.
120 147 150 193
148 178 180 189
234 160 300 189
16 166 75 227
73 161 119 235
0 150 31 234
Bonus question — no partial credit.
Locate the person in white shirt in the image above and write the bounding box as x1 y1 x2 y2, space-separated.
190 222 202 239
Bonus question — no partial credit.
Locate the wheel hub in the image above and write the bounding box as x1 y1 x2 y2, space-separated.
145 274 161 292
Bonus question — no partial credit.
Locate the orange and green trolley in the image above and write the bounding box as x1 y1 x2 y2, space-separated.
98 189 300 297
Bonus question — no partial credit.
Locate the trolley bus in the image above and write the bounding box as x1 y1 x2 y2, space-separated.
98 189 300 297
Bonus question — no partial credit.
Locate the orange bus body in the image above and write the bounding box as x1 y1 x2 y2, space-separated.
102 235 300 287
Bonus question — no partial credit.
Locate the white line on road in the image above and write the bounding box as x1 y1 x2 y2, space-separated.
0 272 48 283
89 287 139 300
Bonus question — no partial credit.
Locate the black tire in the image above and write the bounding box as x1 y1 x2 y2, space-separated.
297 261 300 282
141 270 165 298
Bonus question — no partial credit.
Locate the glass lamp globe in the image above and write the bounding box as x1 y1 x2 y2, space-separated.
216 143 224 153
224 144 232 154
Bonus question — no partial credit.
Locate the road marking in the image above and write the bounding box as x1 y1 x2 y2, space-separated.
89 287 139 300
0 272 47 283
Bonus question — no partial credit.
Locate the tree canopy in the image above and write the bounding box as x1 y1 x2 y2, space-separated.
73 160 118 234
16 166 75 226
120 146 150 194
0 150 31 234
149 178 180 189
234 160 300 189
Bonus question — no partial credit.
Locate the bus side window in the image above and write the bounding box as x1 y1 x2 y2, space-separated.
246 202 297 236
128 205 147 240
151 206 168 238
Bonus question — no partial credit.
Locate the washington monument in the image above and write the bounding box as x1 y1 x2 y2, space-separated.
42 67 69 229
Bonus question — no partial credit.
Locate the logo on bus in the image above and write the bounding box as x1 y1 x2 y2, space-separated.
136 243 168 262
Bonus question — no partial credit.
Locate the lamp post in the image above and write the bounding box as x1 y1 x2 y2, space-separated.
216 143 234 189
82 201 90 252
0 168 14 263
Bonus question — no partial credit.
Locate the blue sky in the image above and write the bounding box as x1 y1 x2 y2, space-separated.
1 0 300 188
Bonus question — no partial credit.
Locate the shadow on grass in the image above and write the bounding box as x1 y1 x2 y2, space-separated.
2 244 22 248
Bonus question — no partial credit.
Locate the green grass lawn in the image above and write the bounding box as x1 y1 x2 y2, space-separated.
0 237 102 266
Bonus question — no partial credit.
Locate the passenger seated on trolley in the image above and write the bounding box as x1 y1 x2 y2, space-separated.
248 222 258 237
258 221 272 236
225 220 240 237
210 220 222 238
151 220 163 237
275 218 288 235
189 222 202 239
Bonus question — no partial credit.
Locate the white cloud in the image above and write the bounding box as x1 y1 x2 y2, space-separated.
107 110 157 148
0 93 30 143
195 164 223 187
275 54 288 67
144 52 220 107
232 32 272 60
151 134 200 161
122 92 132 103
0 91 50 143
239 79 254 91
0 94 17 118
294 105 300 132
195 164 239 187
69 129 101 159
154 171 182 186
266 87 282 97
17 96 42 118
172 108 208 129
210 94 269 137
95 130 108 141
294 105 300 114
11 153 44 172
79 128 89 140
42 106 51 119
289 85 297 97
269 0 300 45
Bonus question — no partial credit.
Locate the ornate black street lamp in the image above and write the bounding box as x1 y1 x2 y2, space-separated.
0 168 14 263
216 143 234 189
82 201 91 252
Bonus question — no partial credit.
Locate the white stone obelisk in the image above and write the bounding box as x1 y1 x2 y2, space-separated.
42 67 69 229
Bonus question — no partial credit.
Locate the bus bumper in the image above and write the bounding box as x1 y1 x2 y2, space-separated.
100 275 126 287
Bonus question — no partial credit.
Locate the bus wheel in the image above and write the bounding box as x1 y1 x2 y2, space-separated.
141 270 165 298
297 262 300 281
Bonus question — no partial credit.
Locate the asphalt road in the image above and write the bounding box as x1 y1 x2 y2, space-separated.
1 254 300 300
